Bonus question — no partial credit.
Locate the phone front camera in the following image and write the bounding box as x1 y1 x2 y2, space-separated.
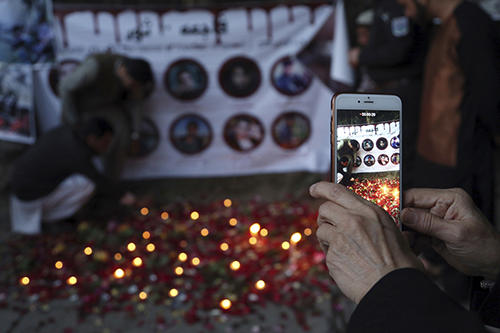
357 100 360 103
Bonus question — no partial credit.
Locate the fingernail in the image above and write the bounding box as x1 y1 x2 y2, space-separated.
309 184 317 194
402 209 416 225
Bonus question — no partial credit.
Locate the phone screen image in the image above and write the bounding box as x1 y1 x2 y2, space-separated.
336 109 400 223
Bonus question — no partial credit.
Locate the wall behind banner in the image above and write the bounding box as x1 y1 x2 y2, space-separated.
36 3 335 179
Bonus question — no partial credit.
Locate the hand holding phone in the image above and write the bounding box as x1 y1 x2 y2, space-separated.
331 93 402 224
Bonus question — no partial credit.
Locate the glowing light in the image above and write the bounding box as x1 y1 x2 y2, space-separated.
290 232 302 244
229 218 238 226
114 268 125 279
20 276 30 285
180 240 188 248
175 267 184 275
161 212 169 220
67 276 77 285
220 242 229 251
142 231 151 239
114 253 122 261
191 257 200 266
349 178 400 220
249 237 257 245
201 228 209 237
260 228 268 237
55 261 63 269
140 207 149 216
190 211 200 220
178 252 188 262
230 260 241 271
169 288 179 297
393 189 400 197
381 185 389 195
127 242 136 252
249 223 261 235
132 257 143 267
146 243 155 252
304 228 312 236
255 280 266 290
220 299 232 310
139 291 148 300
281 241 291 250
83 246 92 255
223 199 232 208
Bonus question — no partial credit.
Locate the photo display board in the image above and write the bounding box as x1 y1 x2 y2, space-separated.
35 3 334 178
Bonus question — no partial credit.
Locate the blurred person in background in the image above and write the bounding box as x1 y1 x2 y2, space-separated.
414 0 500 223
349 0 430 189
353 9 376 92
9 118 115 235
59 53 154 179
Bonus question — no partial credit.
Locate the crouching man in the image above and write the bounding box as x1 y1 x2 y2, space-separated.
9 118 114 234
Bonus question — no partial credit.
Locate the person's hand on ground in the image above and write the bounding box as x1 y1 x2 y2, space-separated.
310 182 422 303
402 188 500 280
120 191 136 206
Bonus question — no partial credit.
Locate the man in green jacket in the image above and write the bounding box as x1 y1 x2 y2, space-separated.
59 53 154 178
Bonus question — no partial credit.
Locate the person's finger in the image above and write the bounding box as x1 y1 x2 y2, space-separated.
310 181 372 212
401 208 458 242
316 223 338 253
317 200 359 229
311 182 397 231
403 188 455 211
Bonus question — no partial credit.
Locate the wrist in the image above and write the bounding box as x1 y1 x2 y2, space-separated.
483 232 500 280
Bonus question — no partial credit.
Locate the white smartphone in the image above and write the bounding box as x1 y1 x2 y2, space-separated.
331 93 402 225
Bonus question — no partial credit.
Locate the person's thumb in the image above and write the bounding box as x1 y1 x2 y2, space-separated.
401 208 451 241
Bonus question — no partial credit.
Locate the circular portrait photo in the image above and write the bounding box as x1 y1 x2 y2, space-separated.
219 57 261 98
165 59 208 101
272 111 311 150
364 154 375 167
350 139 360 152
170 114 212 155
390 135 400 149
391 153 400 165
362 138 374 151
48 59 81 97
224 114 264 152
271 56 313 96
378 154 389 166
354 156 362 167
128 117 160 158
376 137 388 150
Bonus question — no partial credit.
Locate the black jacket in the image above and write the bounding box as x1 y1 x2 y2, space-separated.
359 0 429 83
10 126 102 201
348 268 500 332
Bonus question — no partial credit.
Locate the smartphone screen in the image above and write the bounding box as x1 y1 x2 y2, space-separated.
335 109 401 223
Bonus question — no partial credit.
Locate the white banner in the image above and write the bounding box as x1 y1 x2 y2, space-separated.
337 121 400 174
38 4 334 178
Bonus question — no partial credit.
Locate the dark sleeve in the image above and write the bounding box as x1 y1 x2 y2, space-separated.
347 268 488 333
59 58 99 124
477 270 500 328
358 5 416 68
456 4 500 136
